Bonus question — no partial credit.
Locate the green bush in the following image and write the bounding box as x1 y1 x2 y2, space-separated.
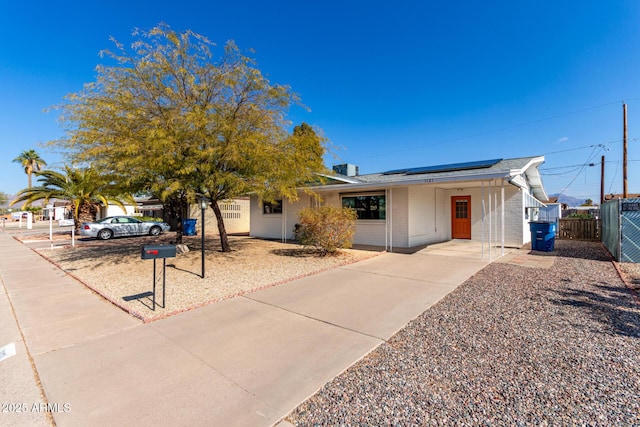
296 206 357 255
140 216 165 222
567 213 593 219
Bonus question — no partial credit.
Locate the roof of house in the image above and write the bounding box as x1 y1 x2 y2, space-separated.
316 156 548 202
604 193 640 201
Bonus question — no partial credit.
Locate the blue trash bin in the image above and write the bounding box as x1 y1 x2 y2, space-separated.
529 221 556 252
183 218 197 236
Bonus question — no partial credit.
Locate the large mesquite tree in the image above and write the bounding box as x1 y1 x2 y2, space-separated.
53 24 328 250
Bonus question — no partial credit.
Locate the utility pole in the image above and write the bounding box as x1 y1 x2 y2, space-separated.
623 102 628 198
601 155 605 205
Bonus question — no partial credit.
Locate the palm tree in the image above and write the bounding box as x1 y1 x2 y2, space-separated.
10 166 134 229
12 149 47 188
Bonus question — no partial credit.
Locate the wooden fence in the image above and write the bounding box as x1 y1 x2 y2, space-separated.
558 218 600 241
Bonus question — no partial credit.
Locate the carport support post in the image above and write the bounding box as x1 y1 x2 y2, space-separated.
481 181 485 260
501 183 505 256
489 181 492 262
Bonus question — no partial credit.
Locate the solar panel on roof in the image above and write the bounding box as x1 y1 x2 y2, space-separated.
382 167 410 175
383 158 502 176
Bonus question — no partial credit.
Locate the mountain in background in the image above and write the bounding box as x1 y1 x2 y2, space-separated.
549 194 592 207
0 194 17 209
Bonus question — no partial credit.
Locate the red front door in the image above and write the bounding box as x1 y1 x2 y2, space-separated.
451 196 471 239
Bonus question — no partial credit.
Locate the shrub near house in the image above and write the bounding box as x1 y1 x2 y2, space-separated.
296 206 357 255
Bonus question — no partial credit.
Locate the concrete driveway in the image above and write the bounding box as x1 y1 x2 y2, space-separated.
1 232 493 426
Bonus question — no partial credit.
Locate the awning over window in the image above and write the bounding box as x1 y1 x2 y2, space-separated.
525 192 547 208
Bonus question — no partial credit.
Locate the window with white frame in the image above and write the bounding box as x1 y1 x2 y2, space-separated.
263 200 283 214
341 193 386 220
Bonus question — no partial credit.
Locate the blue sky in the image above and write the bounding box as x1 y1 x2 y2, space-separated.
2 1 640 203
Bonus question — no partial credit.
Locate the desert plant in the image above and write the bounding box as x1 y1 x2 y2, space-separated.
10 166 133 230
567 213 593 219
296 206 357 255
13 149 47 188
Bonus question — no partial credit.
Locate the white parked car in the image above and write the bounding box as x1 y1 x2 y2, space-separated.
80 216 171 240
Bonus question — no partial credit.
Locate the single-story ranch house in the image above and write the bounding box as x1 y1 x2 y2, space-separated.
250 156 549 252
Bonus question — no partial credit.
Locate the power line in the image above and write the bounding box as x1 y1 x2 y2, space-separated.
542 158 640 170
541 140 618 156
541 166 588 176
608 161 620 194
357 100 630 160
555 145 602 197
541 163 597 171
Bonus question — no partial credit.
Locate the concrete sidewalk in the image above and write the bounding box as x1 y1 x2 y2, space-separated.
1 233 490 426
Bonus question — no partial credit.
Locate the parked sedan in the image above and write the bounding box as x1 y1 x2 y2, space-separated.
80 216 171 240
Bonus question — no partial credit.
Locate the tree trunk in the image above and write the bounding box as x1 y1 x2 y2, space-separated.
164 194 188 244
76 202 97 231
211 200 231 252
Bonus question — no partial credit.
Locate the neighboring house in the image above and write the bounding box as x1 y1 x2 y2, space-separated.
188 197 250 235
604 193 640 201
100 204 137 218
539 203 562 222
51 200 72 220
101 196 251 235
546 196 569 210
250 156 549 251
561 206 600 218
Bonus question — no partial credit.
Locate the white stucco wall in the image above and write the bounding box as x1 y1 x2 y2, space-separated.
249 180 533 249
454 184 526 248
516 189 531 245
407 185 448 247
387 187 408 248
249 194 315 241
102 205 136 218
250 195 282 240
317 191 391 247
189 199 250 235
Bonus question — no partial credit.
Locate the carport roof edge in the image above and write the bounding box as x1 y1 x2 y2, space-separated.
307 156 547 198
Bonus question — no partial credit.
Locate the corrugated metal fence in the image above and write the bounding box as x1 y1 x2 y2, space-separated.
601 198 640 262
601 199 620 260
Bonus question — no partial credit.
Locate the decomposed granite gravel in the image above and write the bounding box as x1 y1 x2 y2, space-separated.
30 234 377 321
287 240 640 426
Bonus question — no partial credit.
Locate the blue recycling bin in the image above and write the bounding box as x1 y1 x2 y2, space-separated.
183 218 197 236
529 221 556 252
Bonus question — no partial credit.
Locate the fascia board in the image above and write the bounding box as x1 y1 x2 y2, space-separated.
508 156 545 176
306 171 511 193
509 156 548 201
315 173 361 184
509 175 527 189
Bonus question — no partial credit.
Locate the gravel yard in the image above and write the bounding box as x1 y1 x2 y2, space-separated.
288 240 640 426
28 233 377 321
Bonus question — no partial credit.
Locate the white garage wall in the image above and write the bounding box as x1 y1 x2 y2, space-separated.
249 194 314 241
189 199 250 235
250 195 280 239
103 205 136 218
250 181 531 249
324 189 394 247
387 187 408 248
466 184 525 248
407 185 448 247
